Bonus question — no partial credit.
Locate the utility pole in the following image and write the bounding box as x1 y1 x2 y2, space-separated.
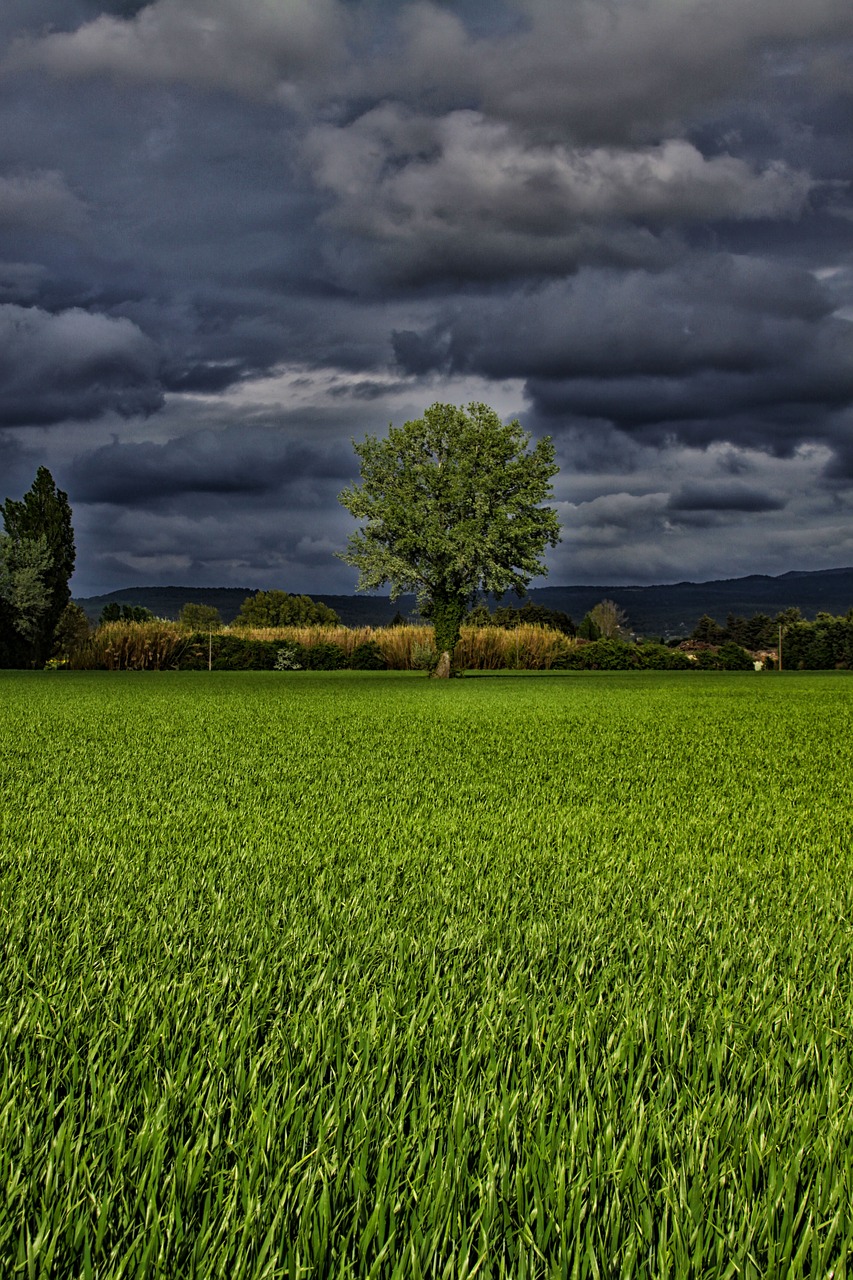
778 623 783 672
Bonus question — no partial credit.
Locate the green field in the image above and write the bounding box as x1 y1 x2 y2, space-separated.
2 670 852 1278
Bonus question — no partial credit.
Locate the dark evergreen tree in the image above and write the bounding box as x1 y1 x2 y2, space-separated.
690 614 726 645
1 468 75 667
743 613 775 649
577 612 601 641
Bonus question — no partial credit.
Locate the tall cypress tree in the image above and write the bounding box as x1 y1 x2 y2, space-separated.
1 468 76 667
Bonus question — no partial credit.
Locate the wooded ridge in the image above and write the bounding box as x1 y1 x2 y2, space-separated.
74 566 853 636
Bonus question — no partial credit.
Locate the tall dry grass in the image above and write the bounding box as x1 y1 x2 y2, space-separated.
69 620 578 670
70 620 194 671
457 624 576 669
235 624 435 668
235 624 387 655
236 623 576 669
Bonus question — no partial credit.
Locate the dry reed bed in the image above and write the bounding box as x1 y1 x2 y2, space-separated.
70 620 194 670
72 620 578 670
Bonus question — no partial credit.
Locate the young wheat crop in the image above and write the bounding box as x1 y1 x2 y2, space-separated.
1 670 851 1278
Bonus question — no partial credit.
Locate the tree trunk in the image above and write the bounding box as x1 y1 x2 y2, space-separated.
430 591 466 677
432 650 452 679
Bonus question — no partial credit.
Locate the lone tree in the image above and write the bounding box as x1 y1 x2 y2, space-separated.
234 590 339 628
338 402 560 675
1 467 75 667
589 598 629 640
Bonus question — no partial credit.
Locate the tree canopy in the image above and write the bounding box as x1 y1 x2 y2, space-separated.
234 590 339 628
179 602 223 631
338 402 560 671
100 603 155 624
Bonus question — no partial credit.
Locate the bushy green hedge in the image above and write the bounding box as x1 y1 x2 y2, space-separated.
178 634 280 671
172 631 760 673
552 640 695 670
635 643 696 670
176 635 390 671
303 642 346 671
550 640 757 671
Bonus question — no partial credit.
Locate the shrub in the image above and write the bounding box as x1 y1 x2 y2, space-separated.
302 642 346 671
552 639 636 670
410 640 438 671
211 636 279 671
275 645 304 670
635 643 693 670
716 642 754 671
690 643 753 671
349 640 387 670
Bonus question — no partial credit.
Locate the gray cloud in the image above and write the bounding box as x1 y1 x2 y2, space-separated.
307 109 814 286
394 260 853 463
0 171 88 233
6 0 348 99
0 261 48 301
395 258 837 381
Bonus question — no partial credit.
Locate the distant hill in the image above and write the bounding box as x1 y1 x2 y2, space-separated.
74 586 256 625
73 585 421 628
74 567 853 635
515 567 853 636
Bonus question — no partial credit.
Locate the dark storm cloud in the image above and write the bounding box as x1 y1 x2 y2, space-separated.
1 0 851 591
394 259 853 459
67 428 354 507
394 258 838 382
0 262 47 302
820 415 853 486
526 370 851 453
667 484 785 514
0 304 162 425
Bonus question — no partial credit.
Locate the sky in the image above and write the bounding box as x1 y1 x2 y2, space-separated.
1 0 852 597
